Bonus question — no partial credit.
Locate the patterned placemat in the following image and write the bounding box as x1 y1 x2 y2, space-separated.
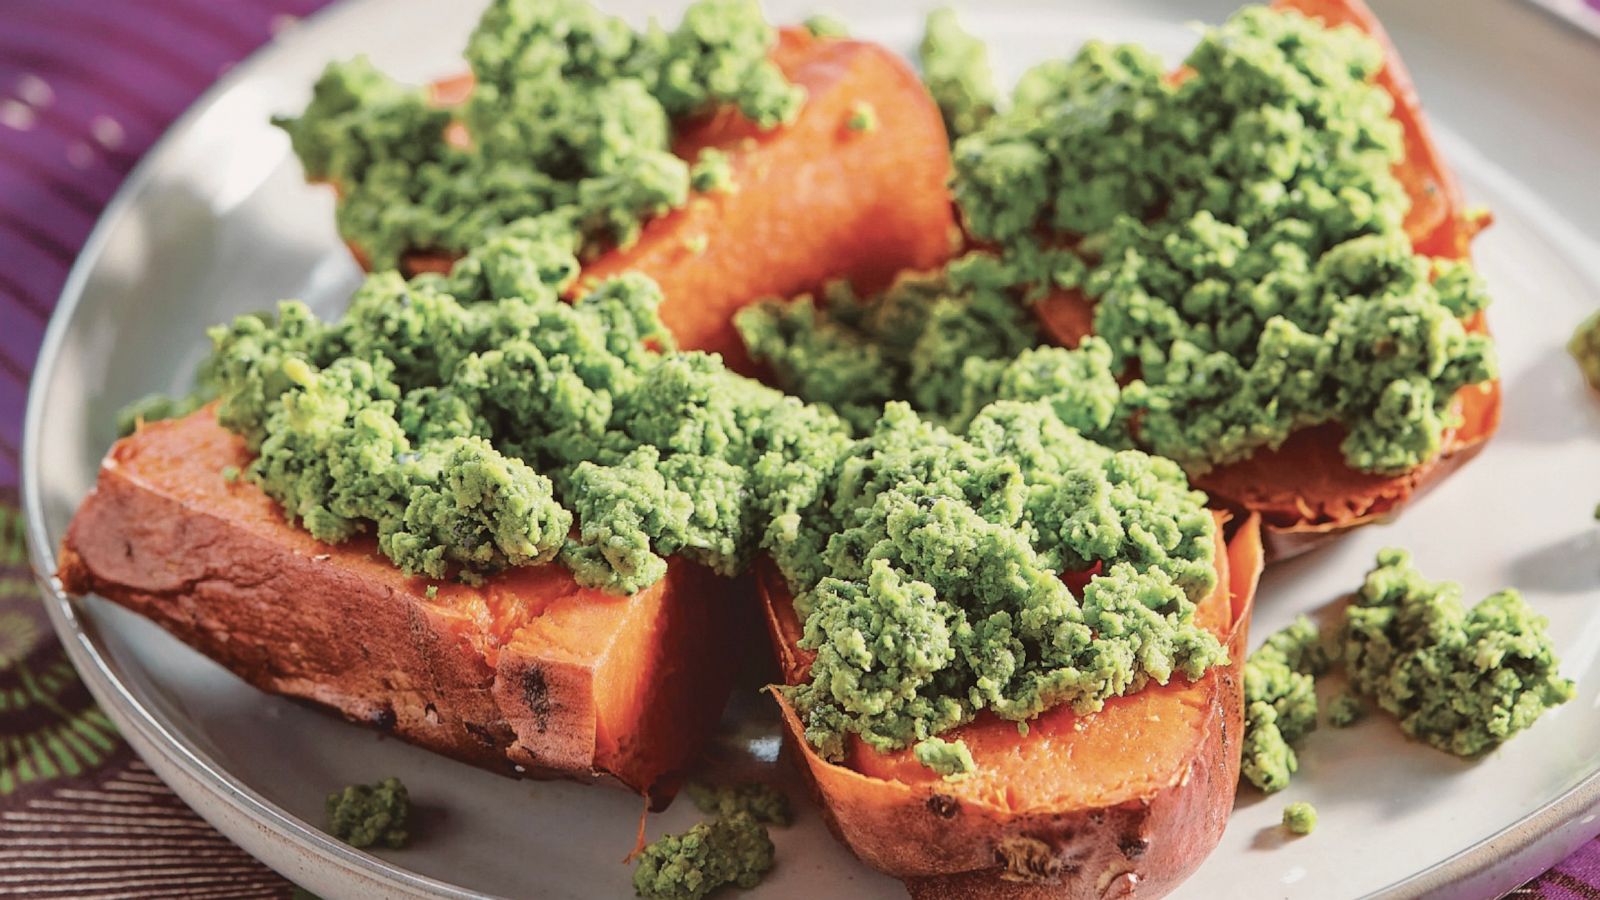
0 1 1593 898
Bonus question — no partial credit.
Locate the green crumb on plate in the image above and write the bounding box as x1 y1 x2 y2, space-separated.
685 781 792 826
1282 801 1316 835
1327 691 1364 727
326 777 410 849
633 811 774 900
802 13 848 38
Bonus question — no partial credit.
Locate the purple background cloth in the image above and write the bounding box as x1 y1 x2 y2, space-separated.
0 1 1592 898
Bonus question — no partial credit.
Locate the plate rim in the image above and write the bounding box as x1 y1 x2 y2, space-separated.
19 2 1600 898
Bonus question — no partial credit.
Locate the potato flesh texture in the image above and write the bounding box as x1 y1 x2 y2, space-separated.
1025 0 1497 546
760 512 1264 895
392 29 958 373
56 407 733 794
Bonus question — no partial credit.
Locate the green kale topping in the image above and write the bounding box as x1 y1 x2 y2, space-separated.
735 256 1121 441
913 736 975 780
1569 310 1600 392
945 6 1496 476
917 8 998 141
633 812 774 900
1342 548 1575 757
326 777 410 849
1327 690 1364 727
1240 615 1327 793
1282 801 1317 836
203 231 853 591
273 0 802 269
779 402 1222 760
684 781 792 826
802 13 849 39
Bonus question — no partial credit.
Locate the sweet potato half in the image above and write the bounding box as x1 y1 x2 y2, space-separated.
759 513 1264 898
56 407 739 797
1030 0 1500 558
344 28 957 373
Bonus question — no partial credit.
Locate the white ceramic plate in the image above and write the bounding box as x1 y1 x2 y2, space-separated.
24 1 1600 897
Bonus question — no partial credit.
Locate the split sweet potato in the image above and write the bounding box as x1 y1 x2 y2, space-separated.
760 513 1264 898
56 407 738 797
347 28 957 373
1029 0 1499 558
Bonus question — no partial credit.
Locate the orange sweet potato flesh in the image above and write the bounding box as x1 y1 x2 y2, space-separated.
1030 0 1498 558
760 513 1263 897
55 407 737 797
354 29 957 373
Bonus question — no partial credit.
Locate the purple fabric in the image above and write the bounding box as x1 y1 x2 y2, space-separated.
0 1 1592 897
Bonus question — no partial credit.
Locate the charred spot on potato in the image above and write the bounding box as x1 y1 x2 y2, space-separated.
925 793 959 819
464 722 498 747
371 705 397 732
995 835 1064 884
521 668 552 732
1118 833 1149 860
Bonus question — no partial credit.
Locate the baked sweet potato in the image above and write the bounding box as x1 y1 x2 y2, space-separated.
350 28 957 373
759 513 1263 898
1030 0 1498 558
56 407 737 797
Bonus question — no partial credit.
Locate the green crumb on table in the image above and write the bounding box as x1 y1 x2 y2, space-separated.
1282 801 1317 836
685 781 792 826
221 465 240 483
633 811 774 900
802 13 848 38
1241 615 1326 793
918 7 998 141
846 101 877 133
1327 691 1364 728
1569 311 1600 392
1341 549 1575 757
914 736 975 780
326 777 410 849
689 148 736 195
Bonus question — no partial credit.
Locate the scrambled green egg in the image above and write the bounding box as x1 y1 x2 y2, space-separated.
326 777 410 849
633 811 775 900
1240 615 1327 793
685 782 793 827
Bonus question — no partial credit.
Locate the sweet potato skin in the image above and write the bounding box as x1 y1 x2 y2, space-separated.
366 30 956 373
1029 0 1497 558
761 514 1263 898
56 408 736 796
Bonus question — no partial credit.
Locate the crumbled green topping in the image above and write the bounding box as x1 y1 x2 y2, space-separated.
1242 552 1572 792
735 255 1121 441
326 777 410 849
1569 311 1600 392
1282 801 1317 835
274 0 802 269
779 401 1221 760
802 13 849 38
947 7 1496 476
221 465 241 483
204 231 851 591
1241 615 1327 793
918 8 998 141
689 148 736 195
913 736 975 780
685 782 791 826
1327 690 1363 727
633 812 774 900
845 101 876 133
1342 548 1575 757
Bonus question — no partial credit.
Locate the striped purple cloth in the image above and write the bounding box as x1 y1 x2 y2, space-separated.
0 2 1592 898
